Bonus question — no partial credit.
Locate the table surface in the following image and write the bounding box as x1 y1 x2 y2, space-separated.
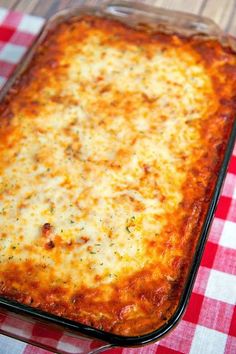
0 0 236 36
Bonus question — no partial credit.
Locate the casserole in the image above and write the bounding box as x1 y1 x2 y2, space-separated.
0 0 235 352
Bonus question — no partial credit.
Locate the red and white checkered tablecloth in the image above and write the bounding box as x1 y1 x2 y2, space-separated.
0 6 235 354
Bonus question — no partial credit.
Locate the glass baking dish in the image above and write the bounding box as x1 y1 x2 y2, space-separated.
0 1 235 353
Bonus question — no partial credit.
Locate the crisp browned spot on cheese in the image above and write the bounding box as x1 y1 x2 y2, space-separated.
0 16 235 336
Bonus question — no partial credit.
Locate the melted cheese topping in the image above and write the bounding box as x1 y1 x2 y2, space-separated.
0 17 235 336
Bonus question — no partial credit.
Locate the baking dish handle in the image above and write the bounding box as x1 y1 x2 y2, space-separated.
100 0 223 37
0 306 115 354
89 344 117 354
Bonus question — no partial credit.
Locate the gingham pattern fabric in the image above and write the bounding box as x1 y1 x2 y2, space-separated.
0 6 235 354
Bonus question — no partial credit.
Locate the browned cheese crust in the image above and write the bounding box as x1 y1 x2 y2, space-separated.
0 16 235 336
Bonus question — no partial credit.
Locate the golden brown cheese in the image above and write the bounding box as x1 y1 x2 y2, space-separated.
0 16 235 336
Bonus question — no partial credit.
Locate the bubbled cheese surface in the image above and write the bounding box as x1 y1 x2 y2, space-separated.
0 17 227 336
